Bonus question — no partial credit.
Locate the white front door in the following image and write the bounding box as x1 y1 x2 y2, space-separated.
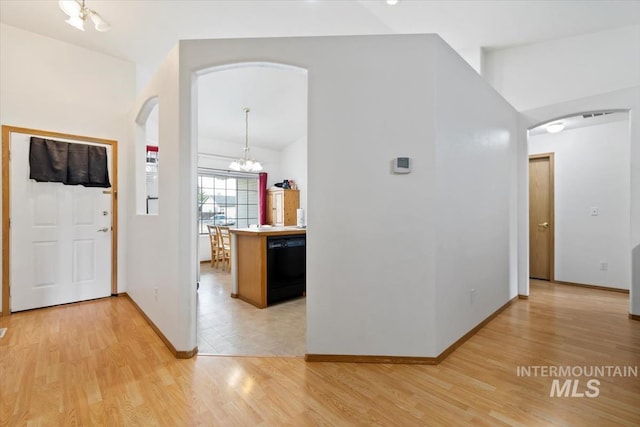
10 133 112 312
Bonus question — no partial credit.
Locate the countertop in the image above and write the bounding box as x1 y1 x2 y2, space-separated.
229 226 307 237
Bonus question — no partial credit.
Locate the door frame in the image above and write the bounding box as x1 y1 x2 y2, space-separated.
1 125 118 316
529 152 555 282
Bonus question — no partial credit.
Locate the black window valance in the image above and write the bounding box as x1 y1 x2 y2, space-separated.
28 137 111 188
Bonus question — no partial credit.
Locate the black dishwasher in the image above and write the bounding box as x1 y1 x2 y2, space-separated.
266 236 306 305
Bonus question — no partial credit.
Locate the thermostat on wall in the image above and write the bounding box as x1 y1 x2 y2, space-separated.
392 157 412 174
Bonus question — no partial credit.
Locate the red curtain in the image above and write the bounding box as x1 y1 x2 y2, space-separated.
258 172 268 225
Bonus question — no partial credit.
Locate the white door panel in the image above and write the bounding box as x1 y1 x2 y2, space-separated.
10 133 112 312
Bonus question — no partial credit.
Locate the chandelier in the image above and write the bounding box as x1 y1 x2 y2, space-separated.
229 108 263 172
59 0 111 32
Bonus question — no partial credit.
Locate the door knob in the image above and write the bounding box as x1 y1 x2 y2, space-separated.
98 227 110 232
537 222 549 228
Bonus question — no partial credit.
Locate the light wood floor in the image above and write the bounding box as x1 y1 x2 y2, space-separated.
1 280 638 426
197 263 305 356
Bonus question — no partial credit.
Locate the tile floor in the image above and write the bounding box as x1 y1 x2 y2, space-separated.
197 263 306 356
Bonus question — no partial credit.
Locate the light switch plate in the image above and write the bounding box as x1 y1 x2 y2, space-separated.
590 207 599 216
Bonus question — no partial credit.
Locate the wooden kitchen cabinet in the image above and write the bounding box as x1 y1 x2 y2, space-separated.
266 188 299 226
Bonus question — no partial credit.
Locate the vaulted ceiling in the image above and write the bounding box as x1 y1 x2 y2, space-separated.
2 1 638 149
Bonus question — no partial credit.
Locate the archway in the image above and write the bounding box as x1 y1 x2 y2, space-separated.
520 93 638 318
192 62 309 356
135 96 160 215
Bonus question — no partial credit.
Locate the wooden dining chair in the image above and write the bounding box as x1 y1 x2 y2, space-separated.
216 225 232 272
207 225 223 268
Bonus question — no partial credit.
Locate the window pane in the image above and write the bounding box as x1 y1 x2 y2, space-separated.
198 172 259 233
247 191 258 204
248 204 258 218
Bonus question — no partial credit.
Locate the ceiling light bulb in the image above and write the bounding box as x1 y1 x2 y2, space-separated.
546 123 565 133
66 15 85 31
59 0 81 17
60 0 110 32
90 11 111 31
386 0 399 4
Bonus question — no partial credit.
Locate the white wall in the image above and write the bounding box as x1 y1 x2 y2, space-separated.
181 35 442 357
520 87 640 316
457 46 484 75
485 26 640 112
127 35 441 355
127 46 191 349
127 34 519 356
434 40 519 353
0 24 135 310
279 136 308 214
301 37 440 356
529 120 631 289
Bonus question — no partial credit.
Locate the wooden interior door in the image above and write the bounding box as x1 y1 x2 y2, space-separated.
529 154 554 280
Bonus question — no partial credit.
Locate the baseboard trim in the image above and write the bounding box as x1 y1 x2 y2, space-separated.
306 295 519 365
630 313 640 321
553 280 629 294
305 354 437 364
518 295 529 299
435 295 519 363
230 293 238 298
176 347 199 358
123 293 198 359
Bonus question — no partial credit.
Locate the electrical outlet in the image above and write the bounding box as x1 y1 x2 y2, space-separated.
154 288 159 301
470 288 476 304
591 207 599 216
600 262 608 271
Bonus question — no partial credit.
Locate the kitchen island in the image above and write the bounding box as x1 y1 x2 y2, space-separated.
230 227 306 308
